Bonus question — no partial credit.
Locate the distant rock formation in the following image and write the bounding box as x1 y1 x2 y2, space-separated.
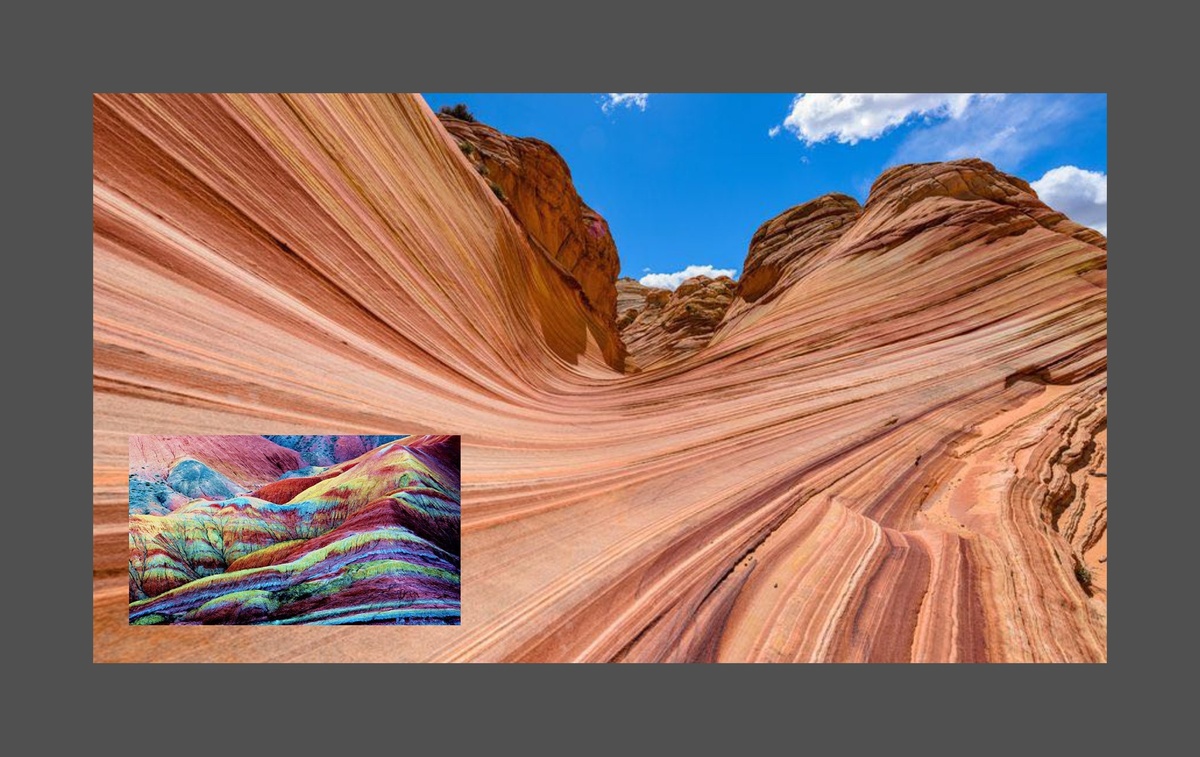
616 276 656 321
864 158 1107 251
264 434 406 467
128 435 303 514
619 275 737 368
129 435 303 487
725 193 863 325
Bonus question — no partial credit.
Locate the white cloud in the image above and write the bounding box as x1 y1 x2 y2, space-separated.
600 93 650 113
1031 166 1107 236
639 264 737 290
781 93 1000 145
890 94 1084 169
768 125 781 138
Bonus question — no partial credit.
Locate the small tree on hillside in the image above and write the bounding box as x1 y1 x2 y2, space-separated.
438 103 477 122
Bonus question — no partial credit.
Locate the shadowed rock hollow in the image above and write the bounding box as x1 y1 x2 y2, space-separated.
94 94 1106 662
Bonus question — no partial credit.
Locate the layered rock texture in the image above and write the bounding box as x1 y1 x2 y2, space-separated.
620 275 737 368
438 114 625 368
725 193 863 324
616 276 656 318
127 435 460 625
94 94 1106 661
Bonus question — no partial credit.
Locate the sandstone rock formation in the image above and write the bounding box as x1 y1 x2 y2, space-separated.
439 114 624 368
616 276 657 323
724 193 863 325
94 94 1106 661
620 275 737 368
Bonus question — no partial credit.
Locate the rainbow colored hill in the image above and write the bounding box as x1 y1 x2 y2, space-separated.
128 435 460 625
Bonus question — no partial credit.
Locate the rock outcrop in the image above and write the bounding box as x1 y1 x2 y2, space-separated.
724 193 862 325
439 114 624 367
620 275 737 368
862 158 1107 252
616 276 657 322
94 95 1106 661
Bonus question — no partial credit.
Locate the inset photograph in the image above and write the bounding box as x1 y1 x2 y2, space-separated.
128 435 460 625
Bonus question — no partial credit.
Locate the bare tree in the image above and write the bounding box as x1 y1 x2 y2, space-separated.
199 512 229 571
129 531 150 601
154 525 199 584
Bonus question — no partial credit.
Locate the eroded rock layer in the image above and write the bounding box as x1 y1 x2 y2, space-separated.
724 193 862 325
620 275 737 368
128 435 461 625
438 114 624 367
94 94 1107 662
616 277 657 321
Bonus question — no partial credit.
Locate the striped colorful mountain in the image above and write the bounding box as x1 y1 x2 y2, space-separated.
128 435 460 625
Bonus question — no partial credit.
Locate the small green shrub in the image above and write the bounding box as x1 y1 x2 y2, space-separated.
439 103 477 122
1074 563 1092 586
487 180 506 201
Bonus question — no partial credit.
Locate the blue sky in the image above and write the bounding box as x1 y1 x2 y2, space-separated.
421 93 1107 287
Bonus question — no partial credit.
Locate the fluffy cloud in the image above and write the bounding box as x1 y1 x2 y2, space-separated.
1031 166 1107 236
639 264 737 290
781 93 999 145
768 125 781 138
890 94 1086 169
600 93 650 113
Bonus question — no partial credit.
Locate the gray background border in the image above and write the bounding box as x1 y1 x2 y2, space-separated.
12 0 1161 749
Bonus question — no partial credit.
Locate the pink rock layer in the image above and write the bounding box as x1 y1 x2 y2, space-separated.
94 94 1106 662
129 435 303 487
